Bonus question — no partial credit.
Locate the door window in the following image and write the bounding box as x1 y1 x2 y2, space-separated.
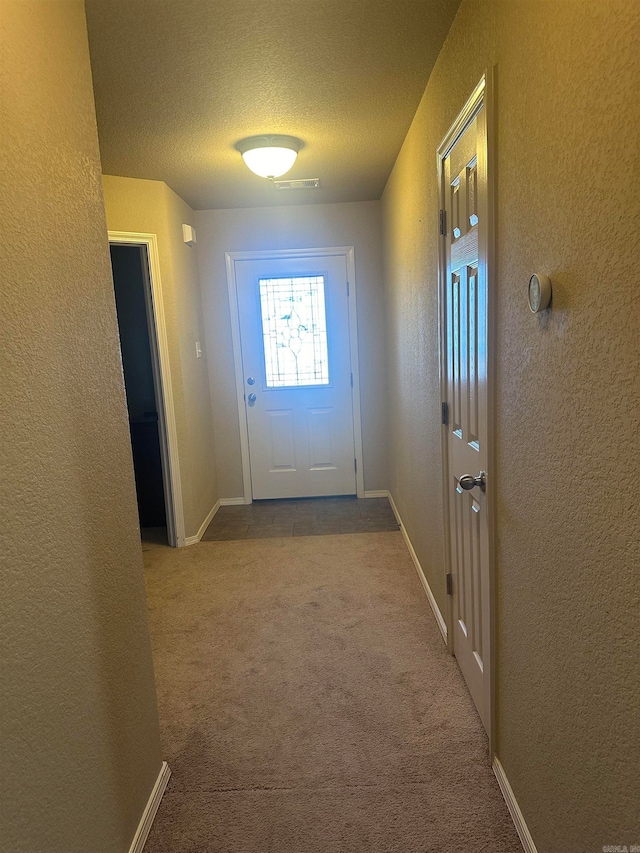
258 275 329 387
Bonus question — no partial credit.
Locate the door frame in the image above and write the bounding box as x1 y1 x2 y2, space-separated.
436 70 497 754
109 231 186 547
225 246 365 503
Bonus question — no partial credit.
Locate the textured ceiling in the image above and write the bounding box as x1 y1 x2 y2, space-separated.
85 0 461 210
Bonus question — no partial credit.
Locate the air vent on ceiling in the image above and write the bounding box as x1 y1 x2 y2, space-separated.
273 178 321 190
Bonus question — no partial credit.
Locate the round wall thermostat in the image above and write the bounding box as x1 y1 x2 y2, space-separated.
528 273 552 313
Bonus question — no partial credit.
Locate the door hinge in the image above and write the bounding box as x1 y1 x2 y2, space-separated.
441 401 449 425
354 457 357 474
439 209 447 236
446 573 453 595
350 372 354 388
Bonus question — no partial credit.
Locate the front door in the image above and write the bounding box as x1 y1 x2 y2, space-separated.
235 253 357 500
441 82 492 735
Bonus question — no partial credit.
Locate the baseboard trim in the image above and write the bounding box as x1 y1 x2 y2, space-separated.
364 490 390 498
387 492 448 644
492 757 537 853
128 761 171 853
184 500 221 546
220 497 246 506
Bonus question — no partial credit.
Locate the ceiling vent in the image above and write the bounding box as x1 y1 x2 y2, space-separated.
273 178 321 190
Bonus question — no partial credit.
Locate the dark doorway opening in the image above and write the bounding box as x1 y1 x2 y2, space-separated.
110 244 167 540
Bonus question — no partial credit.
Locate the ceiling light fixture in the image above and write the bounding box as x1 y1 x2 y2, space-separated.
235 135 302 179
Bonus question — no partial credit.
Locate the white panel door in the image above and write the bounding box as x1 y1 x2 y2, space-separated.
443 104 492 734
235 254 357 499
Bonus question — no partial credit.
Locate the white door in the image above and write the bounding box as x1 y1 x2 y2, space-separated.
234 253 357 500
442 89 492 734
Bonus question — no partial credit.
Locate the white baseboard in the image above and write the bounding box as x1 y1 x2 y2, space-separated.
493 757 537 853
128 761 171 853
184 500 221 546
225 495 388 504
387 492 448 644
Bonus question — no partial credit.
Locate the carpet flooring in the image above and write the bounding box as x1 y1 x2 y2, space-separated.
142 532 520 852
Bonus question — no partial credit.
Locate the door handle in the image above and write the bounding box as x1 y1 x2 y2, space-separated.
459 471 486 492
247 393 257 405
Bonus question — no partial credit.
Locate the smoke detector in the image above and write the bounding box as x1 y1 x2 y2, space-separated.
273 178 321 190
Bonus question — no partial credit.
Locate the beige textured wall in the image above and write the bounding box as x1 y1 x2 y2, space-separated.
382 0 640 850
102 176 219 539
0 3 162 851
195 201 388 498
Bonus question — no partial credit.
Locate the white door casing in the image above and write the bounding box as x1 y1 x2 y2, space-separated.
438 73 495 741
226 247 365 502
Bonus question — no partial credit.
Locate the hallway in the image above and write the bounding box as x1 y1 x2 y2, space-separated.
5 2 640 850
142 532 519 852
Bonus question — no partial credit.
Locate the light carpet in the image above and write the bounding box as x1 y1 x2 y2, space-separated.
142 532 520 852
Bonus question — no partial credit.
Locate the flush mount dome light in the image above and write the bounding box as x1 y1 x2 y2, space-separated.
235 135 302 179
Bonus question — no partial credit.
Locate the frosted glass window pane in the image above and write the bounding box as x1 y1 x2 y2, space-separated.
258 275 329 387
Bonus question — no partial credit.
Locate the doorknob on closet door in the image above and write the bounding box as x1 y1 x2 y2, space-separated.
459 471 486 492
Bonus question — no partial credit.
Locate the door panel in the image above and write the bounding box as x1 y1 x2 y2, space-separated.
267 409 295 471
235 255 356 499
443 105 491 734
309 408 335 469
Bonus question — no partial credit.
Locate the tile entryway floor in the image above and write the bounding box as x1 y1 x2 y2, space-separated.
201 496 400 541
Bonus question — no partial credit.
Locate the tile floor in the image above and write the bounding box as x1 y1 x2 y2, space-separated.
201 496 400 541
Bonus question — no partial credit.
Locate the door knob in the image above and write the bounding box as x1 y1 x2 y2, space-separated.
459 471 486 492
247 393 257 405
